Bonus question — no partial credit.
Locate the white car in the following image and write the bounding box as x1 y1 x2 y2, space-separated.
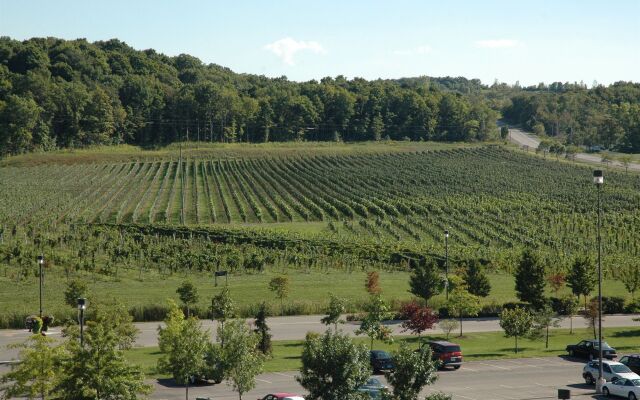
602 378 640 399
583 360 640 385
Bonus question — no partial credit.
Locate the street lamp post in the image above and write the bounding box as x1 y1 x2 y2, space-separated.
445 230 449 300
37 255 44 318
593 170 605 393
77 298 87 348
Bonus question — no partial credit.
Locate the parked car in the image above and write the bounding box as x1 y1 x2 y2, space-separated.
357 377 388 399
370 350 395 373
425 341 463 370
567 339 617 360
582 360 640 385
620 355 640 375
602 378 640 399
258 393 305 400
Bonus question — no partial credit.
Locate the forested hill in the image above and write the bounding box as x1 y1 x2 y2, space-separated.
1 37 639 157
0 37 499 156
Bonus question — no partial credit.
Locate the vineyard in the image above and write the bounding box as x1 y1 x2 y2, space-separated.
1 144 640 325
1 146 639 258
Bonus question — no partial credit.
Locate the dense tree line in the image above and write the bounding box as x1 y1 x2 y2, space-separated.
0 37 498 155
503 82 640 152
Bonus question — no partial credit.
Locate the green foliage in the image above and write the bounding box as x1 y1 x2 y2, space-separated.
408 259 442 304
500 126 509 140
210 286 235 330
321 293 346 331
462 260 491 297
269 275 290 314
499 306 533 353
57 302 151 399
176 280 199 316
447 288 481 336
0 36 501 155
384 343 438 400
157 301 209 389
514 249 547 309
254 302 272 355
567 256 596 308
356 294 394 348
297 330 371 400
64 279 88 308
618 261 640 298
0 335 63 400
528 305 561 348
218 319 265 400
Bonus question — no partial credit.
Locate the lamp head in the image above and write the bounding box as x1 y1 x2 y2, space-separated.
77 298 87 310
444 230 449 238
37 255 44 264
593 170 604 185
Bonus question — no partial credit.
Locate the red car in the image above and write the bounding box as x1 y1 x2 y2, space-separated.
259 393 305 400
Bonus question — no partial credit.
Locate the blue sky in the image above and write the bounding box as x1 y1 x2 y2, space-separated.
1 0 638 85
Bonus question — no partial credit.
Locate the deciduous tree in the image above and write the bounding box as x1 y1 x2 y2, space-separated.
385 343 438 400
499 306 533 354
297 330 370 400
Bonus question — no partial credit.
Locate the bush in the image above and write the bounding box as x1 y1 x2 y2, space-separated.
625 299 640 313
479 302 503 317
438 307 450 318
599 296 625 314
502 302 531 311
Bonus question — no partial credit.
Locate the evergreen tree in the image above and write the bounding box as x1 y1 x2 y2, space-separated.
408 258 443 304
462 260 491 297
254 302 272 355
514 249 547 309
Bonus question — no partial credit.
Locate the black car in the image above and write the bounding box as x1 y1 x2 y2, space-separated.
425 341 463 370
566 339 617 360
370 350 394 373
620 355 640 374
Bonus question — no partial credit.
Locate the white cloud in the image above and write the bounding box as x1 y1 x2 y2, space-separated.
475 39 520 48
393 45 432 56
264 37 326 66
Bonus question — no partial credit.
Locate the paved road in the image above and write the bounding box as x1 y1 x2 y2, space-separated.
0 355 612 400
147 357 604 400
2 314 639 361
508 127 640 172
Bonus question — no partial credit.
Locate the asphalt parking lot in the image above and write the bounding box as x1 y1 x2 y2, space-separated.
148 357 602 400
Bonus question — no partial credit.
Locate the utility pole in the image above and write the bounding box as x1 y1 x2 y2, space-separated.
445 230 449 300
180 137 185 225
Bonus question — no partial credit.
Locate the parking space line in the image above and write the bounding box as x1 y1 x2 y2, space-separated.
454 394 477 400
273 372 294 378
476 362 510 370
256 378 272 384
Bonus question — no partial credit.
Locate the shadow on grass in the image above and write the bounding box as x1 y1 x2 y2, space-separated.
284 356 301 360
156 378 216 388
282 342 304 348
612 330 640 338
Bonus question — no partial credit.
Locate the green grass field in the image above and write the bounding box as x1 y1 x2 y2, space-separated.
124 326 640 377
0 264 631 325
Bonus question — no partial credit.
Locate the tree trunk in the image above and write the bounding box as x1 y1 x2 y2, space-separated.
186 380 189 400
515 335 518 354
459 312 463 337
371 337 374 350
545 325 549 349
570 315 573 334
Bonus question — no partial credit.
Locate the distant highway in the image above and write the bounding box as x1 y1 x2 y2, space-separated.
507 126 640 172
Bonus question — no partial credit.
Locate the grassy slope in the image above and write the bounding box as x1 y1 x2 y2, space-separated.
0 265 631 321
125 326 640 377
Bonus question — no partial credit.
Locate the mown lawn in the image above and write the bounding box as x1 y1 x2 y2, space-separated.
0 263 632 325
125 326 640 378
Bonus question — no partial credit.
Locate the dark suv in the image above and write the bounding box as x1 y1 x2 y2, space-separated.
620 355 640 374
426 341 463 370
370 350 395 373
